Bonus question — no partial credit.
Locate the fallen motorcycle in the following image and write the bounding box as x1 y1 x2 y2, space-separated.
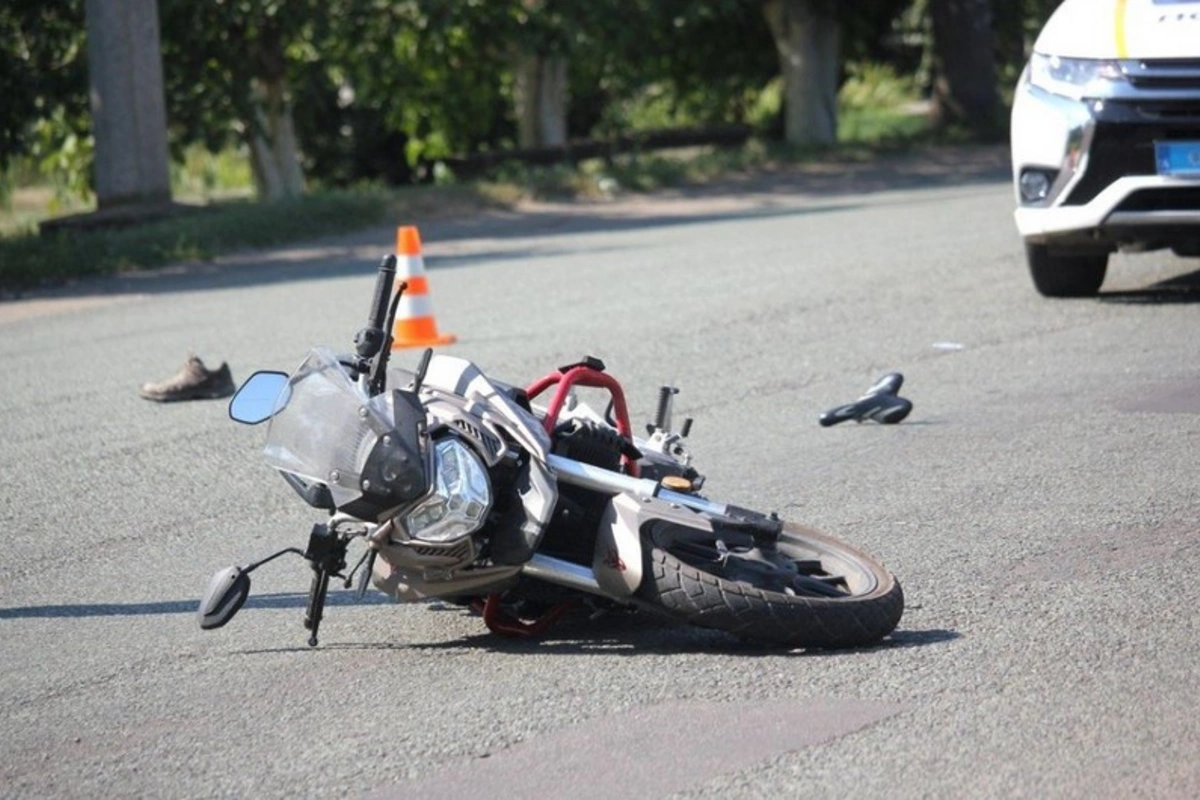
199 254 904 649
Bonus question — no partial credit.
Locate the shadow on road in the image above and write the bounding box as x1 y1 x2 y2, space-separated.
0 589 390 620
254 605 961 657
1099 266 1200 305
3 589 960 657
5 202 856 305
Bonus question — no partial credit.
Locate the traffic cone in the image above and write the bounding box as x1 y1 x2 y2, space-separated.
391 225 456 349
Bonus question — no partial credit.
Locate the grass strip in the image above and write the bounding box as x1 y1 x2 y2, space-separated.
0 185 502 295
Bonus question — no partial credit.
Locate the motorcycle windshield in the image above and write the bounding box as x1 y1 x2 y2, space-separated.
262 347 396 508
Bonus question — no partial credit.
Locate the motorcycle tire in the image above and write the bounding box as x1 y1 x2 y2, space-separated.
637 520 903 649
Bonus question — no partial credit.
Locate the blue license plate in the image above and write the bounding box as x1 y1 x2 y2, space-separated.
1155 141 1200 176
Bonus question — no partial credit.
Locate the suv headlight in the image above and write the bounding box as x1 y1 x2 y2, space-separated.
405 438 492 543
1027 53 1125 100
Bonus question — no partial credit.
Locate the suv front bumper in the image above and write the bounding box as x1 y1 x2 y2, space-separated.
1012 63 1200 252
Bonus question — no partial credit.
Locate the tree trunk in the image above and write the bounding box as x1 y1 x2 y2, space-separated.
514 53 568 149
247 75 305 200
762 0 839 147
992 0 1027 76
929 0 1000 138
246 24 304 201
84 0 172 209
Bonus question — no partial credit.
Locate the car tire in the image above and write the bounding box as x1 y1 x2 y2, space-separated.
1025 243 1108 297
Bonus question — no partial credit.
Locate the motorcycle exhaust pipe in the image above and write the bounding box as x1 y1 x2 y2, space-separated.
521 553 603 595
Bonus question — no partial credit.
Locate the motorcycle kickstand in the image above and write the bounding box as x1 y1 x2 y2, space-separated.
303 566 331 647
302 522 347 647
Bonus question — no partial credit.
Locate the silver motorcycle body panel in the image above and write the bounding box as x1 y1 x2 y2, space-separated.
420 355 551 462
372 557 521 602
593 492 713 597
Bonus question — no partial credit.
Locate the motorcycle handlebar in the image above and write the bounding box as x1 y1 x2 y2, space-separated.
355 255 398 360
369 255 397 330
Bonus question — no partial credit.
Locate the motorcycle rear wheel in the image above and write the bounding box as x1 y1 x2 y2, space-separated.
637 520 903 648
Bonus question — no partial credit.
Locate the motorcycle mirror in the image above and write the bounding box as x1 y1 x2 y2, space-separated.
198 566 252 630
229 372 290 425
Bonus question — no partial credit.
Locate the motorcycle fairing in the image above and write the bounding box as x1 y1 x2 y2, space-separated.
594 493 713 598
420 355 552 462
261 348 430 521
488 458 558 565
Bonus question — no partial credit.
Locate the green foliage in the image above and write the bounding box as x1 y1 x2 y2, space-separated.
0 0 91 205
3 0 1060 208
570 1 777 139
838 106 930 146
837 60 927 146
840 62 919 110
30 109 94 206
0 1 89 169
170 144 255 201
748 78 784 131
837 0 924 67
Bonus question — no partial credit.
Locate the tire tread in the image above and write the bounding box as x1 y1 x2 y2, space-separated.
639 545 903 648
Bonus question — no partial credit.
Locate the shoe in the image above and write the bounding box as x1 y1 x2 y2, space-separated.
139 355 235 402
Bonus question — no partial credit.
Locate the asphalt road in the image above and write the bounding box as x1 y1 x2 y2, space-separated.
2 145 1198 799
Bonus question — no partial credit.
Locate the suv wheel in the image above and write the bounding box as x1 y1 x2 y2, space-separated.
1025 243 1108 297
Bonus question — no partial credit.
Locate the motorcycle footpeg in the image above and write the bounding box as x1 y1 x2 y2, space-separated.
819 372 912 426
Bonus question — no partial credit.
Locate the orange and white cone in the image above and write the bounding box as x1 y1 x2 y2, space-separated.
391 225 456 349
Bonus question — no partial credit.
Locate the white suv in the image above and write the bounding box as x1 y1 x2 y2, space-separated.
1011 0 1200 296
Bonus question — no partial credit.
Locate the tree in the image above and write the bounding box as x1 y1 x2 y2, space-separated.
511 1 568 149
757 0 911 147
564 1 777 141
762 0 840 146
159 0 311 199
0 1 89 192
928 0 1000 138
994 0 1061 81
84 0 172 209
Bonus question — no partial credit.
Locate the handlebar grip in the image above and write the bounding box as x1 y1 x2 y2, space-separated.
368 255 398 331
355 255 398 359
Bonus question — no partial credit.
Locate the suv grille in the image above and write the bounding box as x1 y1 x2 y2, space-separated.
1129 100 1200 124
1127 60 1200 91
1063 100 1200 206
1064 126 1157 205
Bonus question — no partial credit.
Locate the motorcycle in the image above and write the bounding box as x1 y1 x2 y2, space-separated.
199 254 904 649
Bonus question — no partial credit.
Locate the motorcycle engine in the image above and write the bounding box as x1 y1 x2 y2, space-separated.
551 419 624 471
538 419 627 564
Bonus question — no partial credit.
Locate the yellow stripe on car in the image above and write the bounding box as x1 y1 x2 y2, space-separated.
1114 0 1129 58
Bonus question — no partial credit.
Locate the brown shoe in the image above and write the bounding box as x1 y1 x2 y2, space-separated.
139 355 235 402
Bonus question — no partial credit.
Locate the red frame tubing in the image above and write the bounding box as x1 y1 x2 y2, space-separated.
525 366 639 476
479 593 577 638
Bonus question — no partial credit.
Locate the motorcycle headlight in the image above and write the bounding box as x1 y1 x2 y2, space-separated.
405 438 492 544
1027 53 1125 101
